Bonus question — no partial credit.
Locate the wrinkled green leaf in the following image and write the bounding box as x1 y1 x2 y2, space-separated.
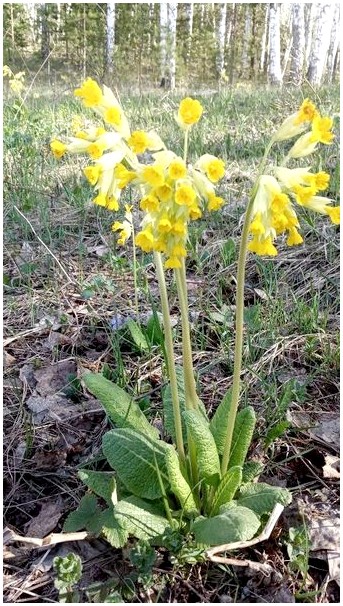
183 410 221 486
100 508 128 548
163 366 187 443
102 428 169 500
164 448 198 516
78 470 117 506
83 372 158 440
242 461 264 484
63 494 103 535
210 466 242 516
237 482 292 515
209 387 232 454
114 496 170 542
193 505 260 546
229 407 256 469
163 366 208 444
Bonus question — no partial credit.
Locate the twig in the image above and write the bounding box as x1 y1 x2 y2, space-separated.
206 503 284 560
6 528 88 547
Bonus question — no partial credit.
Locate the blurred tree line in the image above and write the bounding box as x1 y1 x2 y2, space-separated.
3 3 340 91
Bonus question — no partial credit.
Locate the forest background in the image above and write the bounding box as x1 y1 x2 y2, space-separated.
3 2 341 92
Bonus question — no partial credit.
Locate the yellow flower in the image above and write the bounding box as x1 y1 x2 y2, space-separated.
177 97 203 126
168 159 187 180
112 218 132 245
205 158 225 183
114 163 136 188
303 171 330 191
175 184 197 207
105 196 119 211
74 78 103 107
87 142 107 160
286 228 304 246
171 221 187 235
292 184 318 205
208 194 225 211
158 217 172 233
50 139 67 159
154 184 173 202
135 228 155 252
128 130 150 154
189 205 202 220
325 206 340 225
294 99 318 125
249 212 265 236
104 106 122 127
142 164 165 188
165 256 182 269
140 194 160 213
288 132 318 158
171 244 187 257
310 116 334 144
83 165 101 185
94 194 107 207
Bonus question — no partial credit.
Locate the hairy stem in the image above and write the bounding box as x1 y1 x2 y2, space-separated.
154 252 185 465
221 138 276 475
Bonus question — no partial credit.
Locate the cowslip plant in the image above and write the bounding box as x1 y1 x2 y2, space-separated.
51 81 339 551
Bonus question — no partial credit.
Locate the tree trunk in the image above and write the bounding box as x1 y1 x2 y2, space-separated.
241 4 252 77
307 3 335 86
304 4 318 71
260 4 269 72
41 4 50 61
289 4 305 84
216 3 227 77
105 2 116 74
185 2 193 63
268 3 282 86
160 3 177 90
326 4 340 83
82 4 87 80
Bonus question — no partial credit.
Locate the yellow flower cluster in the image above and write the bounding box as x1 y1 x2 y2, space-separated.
50 78 225 266
248 99 339 256
135 150 225 268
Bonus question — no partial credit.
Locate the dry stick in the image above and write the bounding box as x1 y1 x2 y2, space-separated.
206 503 284 561
14 206 74 284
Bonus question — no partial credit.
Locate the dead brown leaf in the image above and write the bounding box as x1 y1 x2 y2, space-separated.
322 455 340 479
25 499 64 538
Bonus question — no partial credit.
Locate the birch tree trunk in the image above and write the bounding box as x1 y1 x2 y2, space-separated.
304 4 318 71
216 3 227 77
241 4 252 76
326 4 340 83
185 2 193 62
268 3 282 86
260 4 269 72
105 2 116 74
160 2 177 89
307 3 335 86
289 3 305 84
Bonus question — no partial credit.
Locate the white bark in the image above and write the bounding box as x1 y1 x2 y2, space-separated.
106 2 116 71
160 2 168 81
260 4 269 71
304 4 318 70
168 2 177 90
160 2 177 89
289 3 305 84
241 4 252 74
326 4 340 83
216 3 227 75
185 3 194 62
307 3 335 86
268 3 282 85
